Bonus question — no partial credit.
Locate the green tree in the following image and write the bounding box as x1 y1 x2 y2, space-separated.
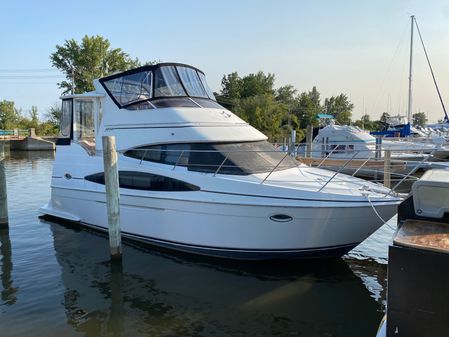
220 72 243 100
354 114 377 131
235 94 287 140
45 103 61 129
240 71 275 98
412 112 427 127
276 85 297 105
50 35 139 94
29 106 39 130
295 87 322 129
380 112 390 123
324 94 353 124
0 100 20 130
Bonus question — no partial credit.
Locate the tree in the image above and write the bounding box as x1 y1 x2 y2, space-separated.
50 35 139 94
0 100 20 130
276 85 297 105
354 114 376 130
412 112 427 127
29 106 39 130
235 94 287 141
220 72 243 100
240 71 275 98
296 90 321 129
324 94 353 124
45 103 61 128
220 71 275 100
380 112 390 123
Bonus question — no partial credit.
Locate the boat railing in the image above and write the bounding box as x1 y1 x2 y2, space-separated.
120 143 445 195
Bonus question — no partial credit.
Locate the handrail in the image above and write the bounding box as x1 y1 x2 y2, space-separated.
261 152 289 184
139 149 147 165
118 144 444 198
214 152 229 176
317 150 361 192
387 149 436 196
172 150 185 170
352 151 375 177
317 146 339 167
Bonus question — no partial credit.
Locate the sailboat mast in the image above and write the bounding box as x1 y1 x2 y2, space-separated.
407 15 415 125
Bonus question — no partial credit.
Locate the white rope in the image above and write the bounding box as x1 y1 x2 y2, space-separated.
366 195 396 231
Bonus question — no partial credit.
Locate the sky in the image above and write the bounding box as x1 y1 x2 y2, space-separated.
1 0 449 122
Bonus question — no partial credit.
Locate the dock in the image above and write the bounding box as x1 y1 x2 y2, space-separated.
1 128 55 151
377 169 449 337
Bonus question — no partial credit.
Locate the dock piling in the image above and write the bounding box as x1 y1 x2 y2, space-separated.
306 125 313 158
384 149 391 188
102 136 122 260
0 142 8 228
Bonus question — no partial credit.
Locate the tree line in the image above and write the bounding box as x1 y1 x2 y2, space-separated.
217 71 354 141
0 100 60 135
0 35 430 138
217 72 430 141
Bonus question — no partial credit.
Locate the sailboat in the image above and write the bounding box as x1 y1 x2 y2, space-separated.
372 15 449 146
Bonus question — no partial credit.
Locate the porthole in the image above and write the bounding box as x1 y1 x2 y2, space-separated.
269 214 293 222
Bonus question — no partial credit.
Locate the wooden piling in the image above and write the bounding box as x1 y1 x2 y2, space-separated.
102 136 122 260
306 125 313 158
0 142 8 228
290 129 296 156
384 149 391 188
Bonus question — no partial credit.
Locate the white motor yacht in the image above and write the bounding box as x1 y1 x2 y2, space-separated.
40 63 400 259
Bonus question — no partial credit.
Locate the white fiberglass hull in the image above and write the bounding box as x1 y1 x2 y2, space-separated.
41 183 398 259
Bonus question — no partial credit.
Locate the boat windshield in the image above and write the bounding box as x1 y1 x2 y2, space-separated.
124 141 297 175
100 64 217 109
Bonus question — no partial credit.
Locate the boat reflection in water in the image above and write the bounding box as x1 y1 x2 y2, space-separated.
0 228 18 306
46 219 383 337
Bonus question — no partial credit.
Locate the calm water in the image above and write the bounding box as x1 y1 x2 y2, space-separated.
0 151 397 337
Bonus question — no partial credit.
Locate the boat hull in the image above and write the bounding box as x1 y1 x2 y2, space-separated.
40 186 398 260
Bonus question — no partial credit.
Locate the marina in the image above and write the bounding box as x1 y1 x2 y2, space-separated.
1 3 449 336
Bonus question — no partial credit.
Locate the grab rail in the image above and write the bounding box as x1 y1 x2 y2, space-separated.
119 143 445 197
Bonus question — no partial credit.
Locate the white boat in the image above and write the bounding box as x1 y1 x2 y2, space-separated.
40 63 400 259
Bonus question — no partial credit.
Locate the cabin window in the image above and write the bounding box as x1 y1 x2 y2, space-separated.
197 71 216 100
176 66 208 98
59 99 73 138
330 144 346 153
100 64 218 108
103 71 153 107
154 66 186 97
85 171 199 192
74 100 95 141
124 141 296 175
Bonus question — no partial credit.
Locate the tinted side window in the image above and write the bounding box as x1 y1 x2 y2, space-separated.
123 142 296 175
85 171 199 191
60 99 73 138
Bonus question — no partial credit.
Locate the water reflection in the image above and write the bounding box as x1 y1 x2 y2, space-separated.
0 228 18 305
46 220 382 337
7 149 55 162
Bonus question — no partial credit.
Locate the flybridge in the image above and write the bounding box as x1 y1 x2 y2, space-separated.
99 63 221 110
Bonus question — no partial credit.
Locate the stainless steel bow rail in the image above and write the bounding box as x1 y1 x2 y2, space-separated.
120 144 446 197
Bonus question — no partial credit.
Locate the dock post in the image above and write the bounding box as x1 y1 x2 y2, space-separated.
384 149 391 188
0 142 8 228
102 136 122 260
290 129 296 156
306 125 313 157
375 136 382 160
